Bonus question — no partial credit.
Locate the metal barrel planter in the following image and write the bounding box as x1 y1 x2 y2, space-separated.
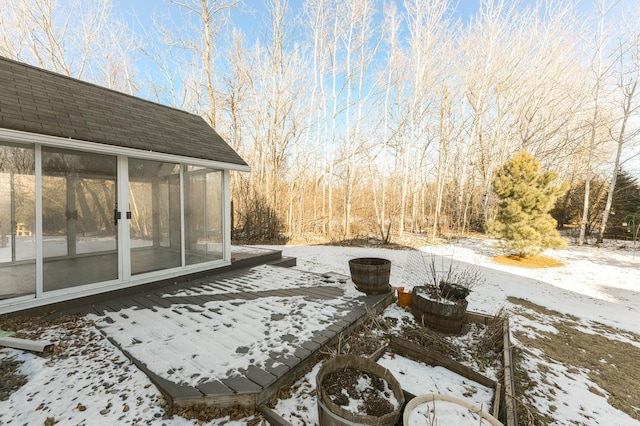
348 258 392 295
316 355 405 426
411 286 468 333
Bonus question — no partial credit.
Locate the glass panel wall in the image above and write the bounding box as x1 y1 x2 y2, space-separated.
1 146 227 307
129 159 181 275
42 148 118 292
0 143 35 300
184 166 223 265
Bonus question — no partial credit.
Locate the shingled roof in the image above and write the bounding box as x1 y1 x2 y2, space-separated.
0 56 248 168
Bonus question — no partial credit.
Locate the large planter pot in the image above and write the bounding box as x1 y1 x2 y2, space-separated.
411 286 468 333
348 258 392 295
439 281 470 300
403 393 504 426
316 355 404 426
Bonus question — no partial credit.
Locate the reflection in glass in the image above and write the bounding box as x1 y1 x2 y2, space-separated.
185 166 223 265
0 143 35 299
42 148 118 291
129 158 181 274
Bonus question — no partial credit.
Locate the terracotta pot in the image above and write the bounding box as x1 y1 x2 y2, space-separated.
396 287 412 307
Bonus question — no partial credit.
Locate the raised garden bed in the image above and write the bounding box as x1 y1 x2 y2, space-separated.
262 309 518 426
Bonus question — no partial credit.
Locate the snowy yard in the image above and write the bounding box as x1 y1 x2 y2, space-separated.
1 237 639 425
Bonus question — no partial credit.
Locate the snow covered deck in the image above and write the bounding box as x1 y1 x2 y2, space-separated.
79 264 394 410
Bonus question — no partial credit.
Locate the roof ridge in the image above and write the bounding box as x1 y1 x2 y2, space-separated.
0 55 197 118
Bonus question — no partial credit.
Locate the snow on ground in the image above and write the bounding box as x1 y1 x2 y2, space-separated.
268 238 640 425
88 266 365 387
92 295 346 386
1 237 639 425
403 397 498 426
0 319 173 425
278 239 640 334
377 353 495 408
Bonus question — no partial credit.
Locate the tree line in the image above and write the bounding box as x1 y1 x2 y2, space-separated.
1 0 639 244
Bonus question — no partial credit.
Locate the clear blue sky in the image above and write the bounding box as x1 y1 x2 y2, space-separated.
111 1 503 30
112 0 600 36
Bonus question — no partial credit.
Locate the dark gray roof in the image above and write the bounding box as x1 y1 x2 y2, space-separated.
0 56 248 168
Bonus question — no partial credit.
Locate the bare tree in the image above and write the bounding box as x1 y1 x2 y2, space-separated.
6 0 640 245
301 0 329 233
597 11 640 242
369 1 404 242
323 1 347 236
454 0 517 232
396 0 451 236
158 0 241 126
0 0 125 82
339 0 381 237
219 29 252 231
91 18 142 94
579 0 618 245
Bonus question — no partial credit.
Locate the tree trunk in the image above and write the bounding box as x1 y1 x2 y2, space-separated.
597 78 638 242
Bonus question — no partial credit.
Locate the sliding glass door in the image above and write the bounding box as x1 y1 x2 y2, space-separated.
128 158 181 275
1 144 226 306
184 166 223 265
41 148 118 291
0 143 35 300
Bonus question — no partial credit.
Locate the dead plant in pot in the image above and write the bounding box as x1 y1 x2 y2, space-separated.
425 254 484 302
405 253 486 333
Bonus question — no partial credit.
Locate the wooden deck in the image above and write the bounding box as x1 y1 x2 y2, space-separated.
68 257 394 410
0 245 294 302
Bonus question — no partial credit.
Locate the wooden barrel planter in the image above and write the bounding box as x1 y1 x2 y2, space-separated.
348 258 392 295
403 393 504 426
412 286 468 333
316 355 404 426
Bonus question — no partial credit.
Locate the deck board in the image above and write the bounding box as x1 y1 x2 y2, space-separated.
53 258 393 410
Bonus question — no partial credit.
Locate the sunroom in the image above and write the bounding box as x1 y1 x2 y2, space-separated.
0 57 249 314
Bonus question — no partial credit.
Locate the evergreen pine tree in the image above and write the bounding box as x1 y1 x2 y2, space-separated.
608 169 640 236
486 151 567 257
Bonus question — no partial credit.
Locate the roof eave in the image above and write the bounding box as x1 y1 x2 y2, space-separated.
0 127 251 172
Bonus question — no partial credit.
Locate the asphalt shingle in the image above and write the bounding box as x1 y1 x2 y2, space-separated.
0 57 248 168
